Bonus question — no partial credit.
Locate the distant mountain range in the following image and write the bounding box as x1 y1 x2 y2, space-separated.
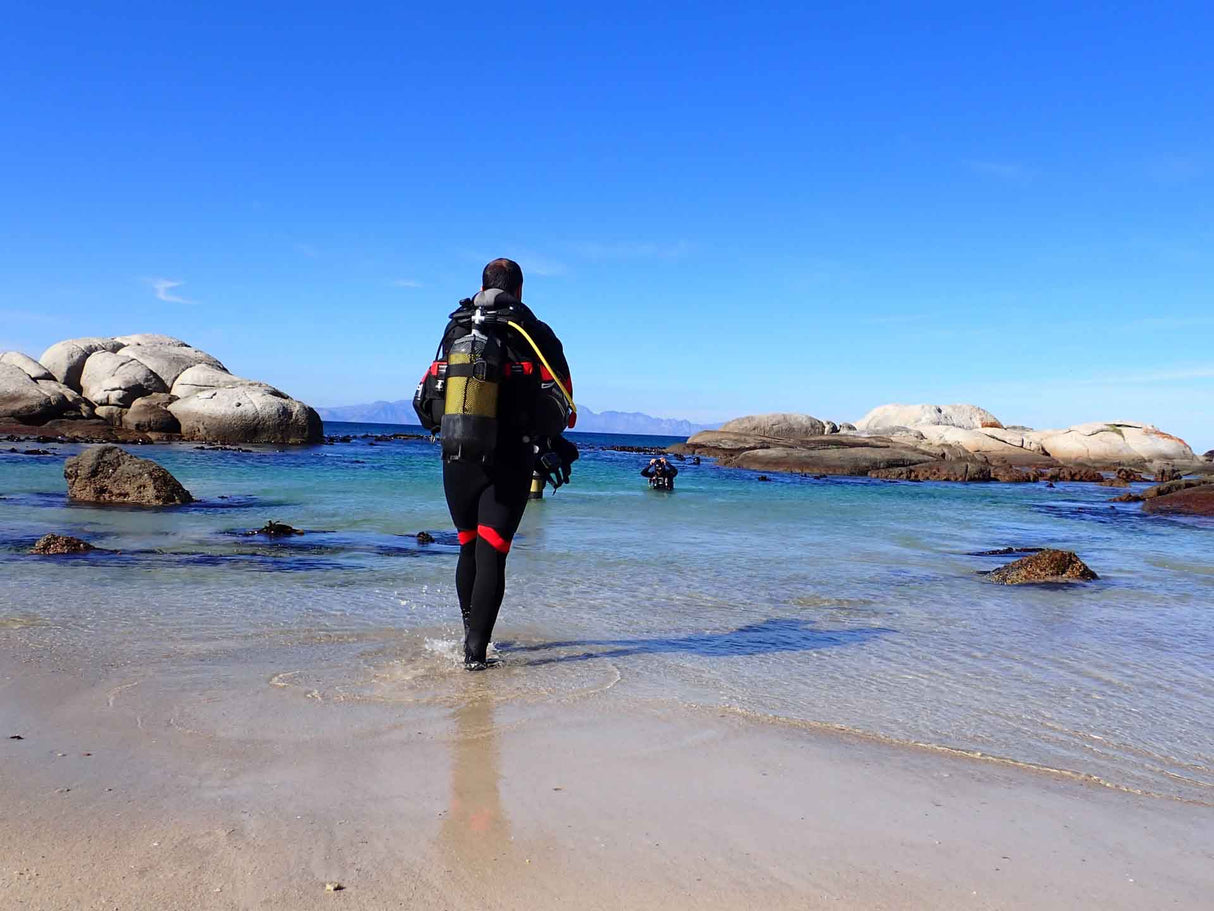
315 400 718 437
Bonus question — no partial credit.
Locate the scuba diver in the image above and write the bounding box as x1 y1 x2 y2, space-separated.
642 456 679 491
413 258 578 670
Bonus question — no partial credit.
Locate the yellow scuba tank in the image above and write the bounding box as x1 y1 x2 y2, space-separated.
441 311 505 462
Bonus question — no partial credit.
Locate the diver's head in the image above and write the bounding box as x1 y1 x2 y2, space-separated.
482 258 524 300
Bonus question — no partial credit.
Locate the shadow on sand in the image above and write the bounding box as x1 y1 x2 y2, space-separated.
502 618 893 666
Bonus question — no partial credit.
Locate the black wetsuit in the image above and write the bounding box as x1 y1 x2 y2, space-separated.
420 290 573 665
642 460 678 491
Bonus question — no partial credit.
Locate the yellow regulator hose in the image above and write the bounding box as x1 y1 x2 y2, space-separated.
506 320 577 416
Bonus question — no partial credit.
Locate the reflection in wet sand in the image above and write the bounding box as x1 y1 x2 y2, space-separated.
438 683 519 893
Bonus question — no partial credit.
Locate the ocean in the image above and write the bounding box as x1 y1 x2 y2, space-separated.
2 421 1212 804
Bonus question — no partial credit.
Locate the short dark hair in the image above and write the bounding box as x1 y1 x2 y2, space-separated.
482 258 524 296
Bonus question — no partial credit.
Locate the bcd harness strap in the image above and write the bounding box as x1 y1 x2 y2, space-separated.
429 360 555 381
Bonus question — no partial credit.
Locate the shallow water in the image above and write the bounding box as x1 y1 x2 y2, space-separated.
2 423 1212 802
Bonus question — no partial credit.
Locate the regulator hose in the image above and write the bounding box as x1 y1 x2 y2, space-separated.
506 320 576 416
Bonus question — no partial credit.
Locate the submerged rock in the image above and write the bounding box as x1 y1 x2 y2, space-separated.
987 549 1099 585
1109 492 1144 503
969 546 1044 557
30 534 97 555
64 445 193 506
244 521 304 537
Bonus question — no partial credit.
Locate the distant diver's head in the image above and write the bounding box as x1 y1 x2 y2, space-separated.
482 258 524 299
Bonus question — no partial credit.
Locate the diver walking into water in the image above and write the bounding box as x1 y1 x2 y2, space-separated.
642 456 678 491
413 258 578 670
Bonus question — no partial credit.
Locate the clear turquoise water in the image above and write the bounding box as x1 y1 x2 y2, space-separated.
2 422 1212 803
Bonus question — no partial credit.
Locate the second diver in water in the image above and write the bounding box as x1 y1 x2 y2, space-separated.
642 456 679 491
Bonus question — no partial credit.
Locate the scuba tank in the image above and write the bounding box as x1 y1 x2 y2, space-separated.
441 306 505 462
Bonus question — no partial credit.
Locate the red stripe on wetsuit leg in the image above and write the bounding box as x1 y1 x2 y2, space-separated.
457 529 477 546
477 525 511 554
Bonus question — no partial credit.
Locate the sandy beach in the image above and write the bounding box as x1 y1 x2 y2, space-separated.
3 644 1210 911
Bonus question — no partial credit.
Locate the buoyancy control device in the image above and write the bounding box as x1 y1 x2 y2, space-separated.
413 290 577 462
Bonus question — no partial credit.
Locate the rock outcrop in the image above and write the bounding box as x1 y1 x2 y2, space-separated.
676 403 1200 481
2 335 322 444
717 413 828 440
987 550 1099 585
30 534 98 555
870 462 993 483
64 445 193 506
1034 422 1194 468
1143 485 1214 517
725 442 934 476
1139 478 1212 500
0 365 92 424
856 403 1003 432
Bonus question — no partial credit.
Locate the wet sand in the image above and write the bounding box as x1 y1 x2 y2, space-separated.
2 649 1210 910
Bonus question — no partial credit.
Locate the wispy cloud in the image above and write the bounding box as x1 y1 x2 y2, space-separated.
965 160 1036 183
148 278 195 304
392 279 423 288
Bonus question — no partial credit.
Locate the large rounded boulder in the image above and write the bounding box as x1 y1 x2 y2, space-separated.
0 364 88 424
1034 422 1194 467
717 413 827 440
79 351 168 407
123 393 181 434
856 403 1004 432
119 344 224 388
112 333 188 348
169 386 322 444
171 364 283 398
0 351 54 381
38 337 125 388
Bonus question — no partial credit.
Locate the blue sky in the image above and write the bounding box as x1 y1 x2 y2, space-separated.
2 2 1211 448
